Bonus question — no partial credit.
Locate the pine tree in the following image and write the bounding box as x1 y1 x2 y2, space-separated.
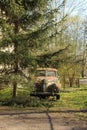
0 0 52 98
0 0 68 98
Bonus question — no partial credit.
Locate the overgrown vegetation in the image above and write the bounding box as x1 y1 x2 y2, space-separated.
0 84 87 110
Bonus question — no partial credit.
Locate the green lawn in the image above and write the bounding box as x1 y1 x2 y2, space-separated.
0 85 87 110
55 89 87 109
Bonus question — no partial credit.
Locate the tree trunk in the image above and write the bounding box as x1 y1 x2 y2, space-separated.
81 69 84 78
77 78 80 88
12 20 19 99
69 78 73 87
12 82 17 99
63 75 66 89
81 61 85 78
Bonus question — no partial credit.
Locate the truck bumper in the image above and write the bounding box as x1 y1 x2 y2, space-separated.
30 92 60 97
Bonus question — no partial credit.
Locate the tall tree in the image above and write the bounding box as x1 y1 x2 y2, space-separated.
0 0 54 98
0 0 69 97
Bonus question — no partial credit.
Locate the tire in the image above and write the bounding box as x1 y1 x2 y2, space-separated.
56 95 60 100
47 84 59 93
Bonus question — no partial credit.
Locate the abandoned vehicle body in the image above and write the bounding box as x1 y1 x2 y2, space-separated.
30 68 61 99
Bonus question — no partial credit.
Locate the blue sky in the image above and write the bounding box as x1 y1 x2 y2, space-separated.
64 0 87 19
52 0 87 19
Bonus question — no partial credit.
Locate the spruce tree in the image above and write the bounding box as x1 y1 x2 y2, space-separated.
0 0 57 98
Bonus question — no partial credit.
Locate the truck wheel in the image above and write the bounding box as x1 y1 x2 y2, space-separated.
56 95 60 100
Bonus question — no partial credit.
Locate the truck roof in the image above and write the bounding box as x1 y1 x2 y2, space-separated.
37 68 57 71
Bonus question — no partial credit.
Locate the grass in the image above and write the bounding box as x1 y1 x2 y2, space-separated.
54 90 87 109
0 85 87 110
0 87 30 100
54 84 87 109
0 87 13 100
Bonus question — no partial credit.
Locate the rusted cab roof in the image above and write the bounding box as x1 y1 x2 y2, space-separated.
37 68 57 71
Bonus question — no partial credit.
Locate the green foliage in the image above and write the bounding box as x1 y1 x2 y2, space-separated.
0 0 55 97
0 85 87 109
0 87 12 100
0 0 85 100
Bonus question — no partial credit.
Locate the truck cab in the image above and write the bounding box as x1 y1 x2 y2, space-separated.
30 68 61 100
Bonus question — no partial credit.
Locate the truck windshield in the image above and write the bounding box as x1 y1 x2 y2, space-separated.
36 70 57 77
46 71 56 77
36 70 45 76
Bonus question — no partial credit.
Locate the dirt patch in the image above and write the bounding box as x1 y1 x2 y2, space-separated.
0 110 87 130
